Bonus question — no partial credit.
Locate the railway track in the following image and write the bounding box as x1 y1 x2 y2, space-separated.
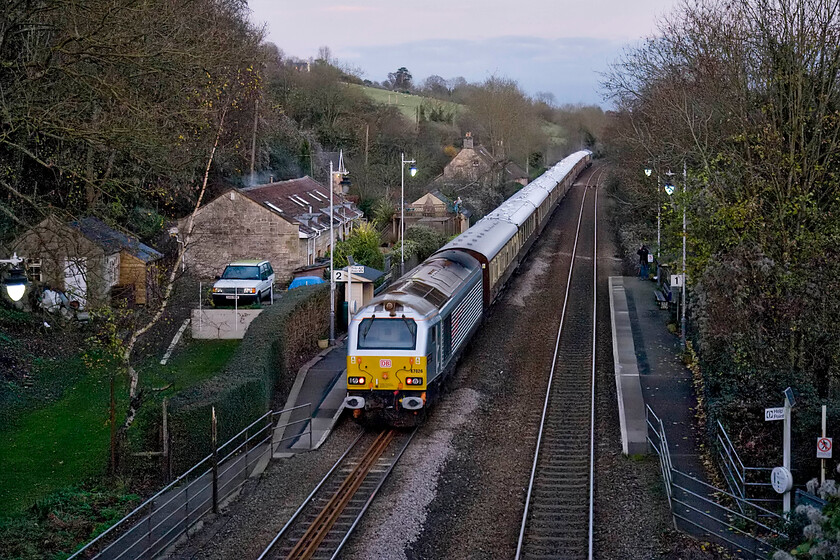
258 428 416 560
516 167 603 560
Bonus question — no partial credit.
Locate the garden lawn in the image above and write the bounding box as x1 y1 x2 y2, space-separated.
0 368 120 515
142 339 240 390
0 339 239 516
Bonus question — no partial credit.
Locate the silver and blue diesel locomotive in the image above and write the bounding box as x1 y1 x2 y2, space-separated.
344 150 592 426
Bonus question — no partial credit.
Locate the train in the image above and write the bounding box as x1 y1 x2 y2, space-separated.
343 150 593 426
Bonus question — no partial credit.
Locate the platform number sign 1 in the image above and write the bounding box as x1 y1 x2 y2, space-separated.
817 437 833 459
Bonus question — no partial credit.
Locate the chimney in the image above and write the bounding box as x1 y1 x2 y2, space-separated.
463 132 473 150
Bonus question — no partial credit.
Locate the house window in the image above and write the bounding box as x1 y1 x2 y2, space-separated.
26 259 42 282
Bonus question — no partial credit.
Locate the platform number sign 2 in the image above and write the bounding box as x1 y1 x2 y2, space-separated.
817 437 833 459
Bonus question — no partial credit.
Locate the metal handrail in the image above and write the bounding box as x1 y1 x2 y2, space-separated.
672 512 772 560
70 404 310 560
670 477 786 536
647 404 785 558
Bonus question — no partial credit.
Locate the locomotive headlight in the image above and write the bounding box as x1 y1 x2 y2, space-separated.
405 377 423 385
348 376 366 385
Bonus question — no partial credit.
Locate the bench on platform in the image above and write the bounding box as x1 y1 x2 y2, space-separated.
654 289 669 310
652 261 674 311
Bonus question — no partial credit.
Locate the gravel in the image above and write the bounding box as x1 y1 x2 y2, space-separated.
346 389 481 560
162 168 726 560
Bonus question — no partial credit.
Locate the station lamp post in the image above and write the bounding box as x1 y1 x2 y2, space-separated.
1 253 28 302
400 153 417 276
664 167 687 349
329 159 348 346
644 167 661 261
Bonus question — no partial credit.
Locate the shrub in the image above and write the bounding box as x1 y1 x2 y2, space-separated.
166 284 328 472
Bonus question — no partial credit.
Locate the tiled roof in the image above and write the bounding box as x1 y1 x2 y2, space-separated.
69 217 163 263
240 176 363 238
504 161 528 180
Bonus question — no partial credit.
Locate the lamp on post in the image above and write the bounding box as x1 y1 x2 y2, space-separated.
1 253 28 302
644 167 661 261
681 162 687 350
663 167 687 349
400 152 417 276
328 158 348 346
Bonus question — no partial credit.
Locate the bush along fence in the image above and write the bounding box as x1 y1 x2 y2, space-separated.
165 283 328 474
67 404 313 560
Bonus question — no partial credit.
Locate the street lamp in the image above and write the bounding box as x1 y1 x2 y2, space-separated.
400 152 417 276
681 162 687 350
1 253 28 302
645 167 662 261
663 167 687 349
329 158 348 346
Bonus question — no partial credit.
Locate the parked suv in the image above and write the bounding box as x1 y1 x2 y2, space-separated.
211 260 275 307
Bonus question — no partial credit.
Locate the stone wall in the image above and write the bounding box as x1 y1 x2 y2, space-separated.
181 191 302 280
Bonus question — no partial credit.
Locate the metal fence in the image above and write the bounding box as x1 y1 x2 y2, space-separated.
716 420 779 512
647 405 787 560
68 404 312 560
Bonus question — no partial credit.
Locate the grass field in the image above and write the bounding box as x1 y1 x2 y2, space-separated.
0 339 240 515
351 84 463 121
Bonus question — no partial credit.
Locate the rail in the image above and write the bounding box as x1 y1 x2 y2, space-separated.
516 165 602 560
258 428 417 560
68 404 313 560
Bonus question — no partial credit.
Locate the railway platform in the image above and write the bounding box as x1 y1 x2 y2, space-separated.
608 275 775 554
271 337 347 457
611 274 705 475
615 275 704 478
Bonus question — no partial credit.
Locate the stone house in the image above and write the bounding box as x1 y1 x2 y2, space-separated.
442 132 500 187
13 216 163 306
442 133 531 189
504 161 529 187
180 176 363 280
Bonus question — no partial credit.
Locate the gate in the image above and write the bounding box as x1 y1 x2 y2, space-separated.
647 406 787 559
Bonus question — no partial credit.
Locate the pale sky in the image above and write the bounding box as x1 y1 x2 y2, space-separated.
247 1 680 105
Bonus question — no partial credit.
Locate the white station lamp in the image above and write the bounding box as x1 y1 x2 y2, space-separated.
1 253 28 302
400 153 417 275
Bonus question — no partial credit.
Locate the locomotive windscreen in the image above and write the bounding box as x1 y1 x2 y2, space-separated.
357 317 417 350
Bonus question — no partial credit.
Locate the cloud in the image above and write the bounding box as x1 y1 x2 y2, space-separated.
339 36 625 106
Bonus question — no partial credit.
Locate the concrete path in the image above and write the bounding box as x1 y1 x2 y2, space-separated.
622 276 703 477
273 338 347 457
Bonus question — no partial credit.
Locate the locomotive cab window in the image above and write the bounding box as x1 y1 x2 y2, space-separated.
357 318 417 350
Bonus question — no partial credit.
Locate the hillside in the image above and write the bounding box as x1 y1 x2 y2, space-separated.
350 84 463 121
352 84 567 161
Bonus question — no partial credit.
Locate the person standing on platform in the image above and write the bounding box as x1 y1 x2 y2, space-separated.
637 244 650 279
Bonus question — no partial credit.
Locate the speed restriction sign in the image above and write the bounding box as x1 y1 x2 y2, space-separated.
817 437 833 459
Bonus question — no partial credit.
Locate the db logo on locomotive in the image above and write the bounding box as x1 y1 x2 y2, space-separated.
379 359 392 368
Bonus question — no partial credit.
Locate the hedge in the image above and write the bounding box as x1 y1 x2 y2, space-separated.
166 284 329 473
